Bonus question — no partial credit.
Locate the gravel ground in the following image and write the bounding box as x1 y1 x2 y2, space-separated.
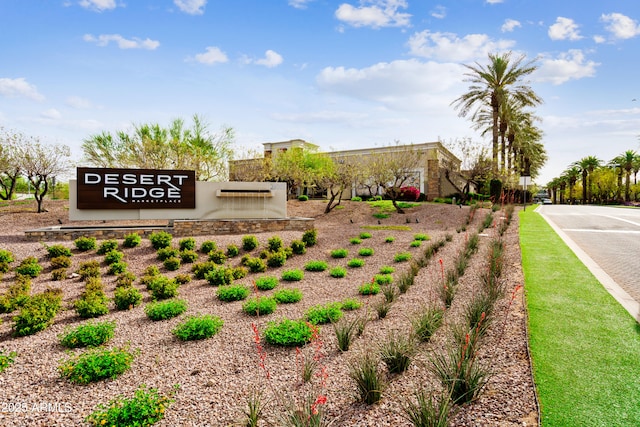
0 199 538 426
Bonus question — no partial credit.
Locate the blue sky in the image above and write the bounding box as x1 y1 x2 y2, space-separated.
1 0 639 185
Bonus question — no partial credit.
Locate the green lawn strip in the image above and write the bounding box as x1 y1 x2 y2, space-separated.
520 210 640 427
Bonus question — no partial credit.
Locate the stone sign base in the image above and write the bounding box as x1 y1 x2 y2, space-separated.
24 217 314 242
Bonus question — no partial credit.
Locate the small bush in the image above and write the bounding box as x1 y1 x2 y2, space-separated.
74 236 97 252
104 250 124 265
263 318 313 347
174 273 192 284
255 275 279 291
217 284 250 302
242 235 259 251
179 237 196 251
12 288 63 336
145 299 188 321
15 257 42 278
359 281 380 295
329 266 347 278
58 346 136 384
384 236 395 243
359 232 372 239
347 258 365 268
348 352 385 404
0 276 30 314
410 240 422 248
305 302 343 325
172 314 224 341
107 261 128 275
340 298 362 310
273 288 302 304
226 244 240 257
51 268 67 281
244 257 267 273
205 266 234 286
148 276 179 300
51 255 72 269
116 271 137 288
375 299 392 319
243 296 277 316
290 240 306 255
85 384 176 427
330 248 348 258
45 244 72 258
149 231 173 250
297 194 309 201
157 247 179 262
351 196 362 201
379 265 395 274
59 320 116 348
267 236 284 252
414 233 430 241
77 260 101 279
232 266 248 280
192 261 218 279
208 249 227 265
374 274 393 285
97 239 118 255
75 291 109 319
0 249 15 264
266 250 287 268
0 350 17 373
334 318 357 352
394 252 412 262
200 240 217 254
358 248 374 257
122 233 142 248
180 249 199 263
301 229 317 247
304 260 328 272
401 389 452 427
350 238 362 245
281 269 304 282
144 265 160 276
163 256 181 271
114 286 142 310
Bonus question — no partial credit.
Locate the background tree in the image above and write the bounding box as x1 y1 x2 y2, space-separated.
270 146 328 198
609 150 638 202
82 115 234 181
562 166 581 205
0 128 24 200
20 141 71 213
444 137 492 198
573 156 602 204
317 155 358 213
229 147 272 182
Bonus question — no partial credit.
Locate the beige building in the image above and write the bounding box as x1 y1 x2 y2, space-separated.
230 139 464 201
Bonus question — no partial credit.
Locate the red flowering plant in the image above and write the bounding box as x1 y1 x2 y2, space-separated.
399 186 420 201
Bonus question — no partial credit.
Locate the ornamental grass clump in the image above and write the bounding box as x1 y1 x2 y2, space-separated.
59 320 116 348
144 299 188 321
58 346 137 384
334 317 358 352
401 389 452 427
411 305 444 343
172 314 224 341
379 333 415 374
348 351 385 404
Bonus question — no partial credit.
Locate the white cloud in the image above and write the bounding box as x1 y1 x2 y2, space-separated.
0 77 45 101
66 96 93 109
174 0 207 15
548 17 582 41
601 13 640 40
593 35 606 44
501 19 521 33
254 50 284 68
534 50 599 85
78 0 117 12
408 30 515 62
41 109 62 120
430 5 446 20
485 0 503 4
83 34 160 50
335 0 411 29
192 46 228 65
288 0 314 9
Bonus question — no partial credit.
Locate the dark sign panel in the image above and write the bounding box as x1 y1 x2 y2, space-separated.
77 168 196 209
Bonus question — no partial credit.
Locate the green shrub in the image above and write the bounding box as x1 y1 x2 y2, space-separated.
290 240 306 255
15 257 42 278
97 239 118 255
359 281 380 295
231 266 248 280
329 266 347 278
180 249 199 263
414 233 430 241
51 268 67 281
51 255 72 269
144 299 187 321
0 261 10 274
297 194 309 201
179 237 196 251
85 385 176 427
301 229 317 247
114 286 142 310
330 248 348 258
255 275 279 290
263 318 313 347
347 258 365 268
266 250 287 268
75 290 110 319
149 231 173 250
59 320 116 348
0 350 17 373
144 265 160 276
305 302 343 325
200 240 217 254
192 261 218 279
217 284 250 302
0 276 30 314
374 274 393 285
410 240 422 247
304 260 328 272
350 238 362 245
394 252 412 262
74 236 97 252
226 244 240 257
58 346 136 384
208 249 227 265
77 260 101 279
163 256 181 271
340 298 362 310
12 288 63 336
379 265 395 274
351 196 362 201
384 236 395 243
104 250 124 265
267 236 284 252
242 235 259 251
148 276 179 300
205 266 234 286
372 212 389 219
172 314 224 341
358 248 374 257
243 296 277 316
281 269 304 281
122 233 142 248
174 273 191 284
0 249 15 264
244 257 267 273
116 271 137 288
273 288 302 304
359 232 372 239
45 244 72 258
107 261 128 275
157 247 179 261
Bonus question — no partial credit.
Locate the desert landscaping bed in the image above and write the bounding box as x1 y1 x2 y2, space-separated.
0 199 537 426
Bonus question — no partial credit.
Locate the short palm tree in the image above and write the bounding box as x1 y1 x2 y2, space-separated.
573 156 602 204
610 150 639 202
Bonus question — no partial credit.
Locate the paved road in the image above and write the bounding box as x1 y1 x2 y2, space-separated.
536 204 640 321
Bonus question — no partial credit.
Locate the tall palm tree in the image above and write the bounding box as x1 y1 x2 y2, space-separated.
572 156 602 204
610 150 638 202
562 166 581 205
452 51 542 175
